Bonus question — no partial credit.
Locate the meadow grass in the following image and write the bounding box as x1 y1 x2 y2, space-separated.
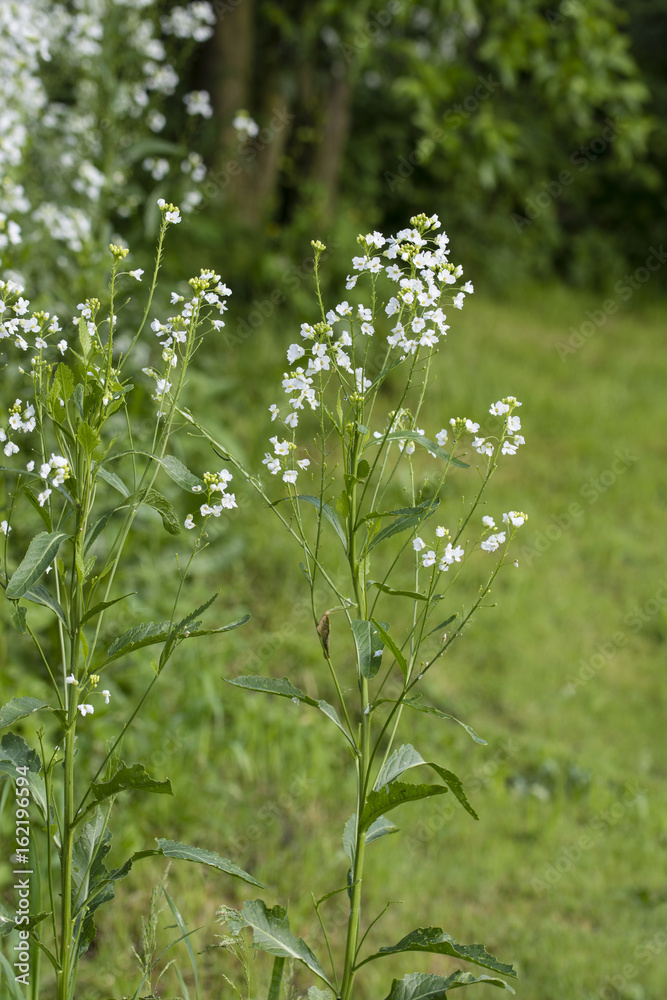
2 282 665 1000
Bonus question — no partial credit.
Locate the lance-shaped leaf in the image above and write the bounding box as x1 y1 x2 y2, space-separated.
6 531 71 599
72 812 116 957
93 464 130 497
81 592 135 625
105 613 249 664
238 899 335 989
368 499 440 553
369 431 469 469
0 733 47 818
120 487 180 535
89 761 173 805
402 698 486 745
0 697 51 730
351 619 387 679
360 782 449 833
380 971 515 999
156 454 204 492
273 494 347 551
374 744 478 820
360 928 517 979
0 900 49 939
368 581 428 601
370 619 408 680
227 677 353 747
20 582 69 628
133 839 265 887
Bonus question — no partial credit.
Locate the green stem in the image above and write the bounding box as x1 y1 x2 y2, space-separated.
267 956 285 1000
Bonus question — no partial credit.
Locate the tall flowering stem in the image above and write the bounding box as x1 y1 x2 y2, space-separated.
0 203 257 1000
205 215 526 998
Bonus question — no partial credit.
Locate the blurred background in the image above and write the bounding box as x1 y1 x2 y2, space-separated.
1 1 666 998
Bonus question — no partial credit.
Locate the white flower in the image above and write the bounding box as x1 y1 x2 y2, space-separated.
422 549 437 568
503 511 526 527
4 441 19 457
464 419 480 433
38 489 52 506
361 322 374 336
435 429 448 446
77 704 94 716
184 514 195 529
439 543 464 569
283 469 298 484
129 269 144 281
473 437 494 457
297 458 310 470
345 274 358 289
269 404 279 421
0 520 10 534
102 689 110 704
336 300 352 316
489 400 510 416
57 339 68 354
184 90 213 118
435 526 446 537
355 368 371 392
481 532 506 552
65 674 77 684
507 415 521 433
412 537 426 551
482 515 496 528
287 343 305 364
386 264 402 280
166 209 181 224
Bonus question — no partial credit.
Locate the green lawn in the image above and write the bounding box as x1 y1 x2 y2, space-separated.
2 282 665 1000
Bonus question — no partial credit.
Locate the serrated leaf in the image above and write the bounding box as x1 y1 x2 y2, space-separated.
6 531 71 599
360 782 449 832
21 582 69 628
373 744 478 819
89 761 173 804
238 899 334 988
402 698 486 745
227 675 318 705
365 927 517 978
370 619 408 680
351 619 387 679
371 431 469 469
77 420 101 456
156 454 205 492
0 698 50 730
380 971 515 999
368 499 440 552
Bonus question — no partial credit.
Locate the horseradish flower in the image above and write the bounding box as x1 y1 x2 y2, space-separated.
77 704 94 716
481 532 506 552
0 520 10 534
129 269 144 281
503 511 527 527
413 537 426 551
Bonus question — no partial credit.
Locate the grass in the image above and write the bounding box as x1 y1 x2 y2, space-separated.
1 280 666 1000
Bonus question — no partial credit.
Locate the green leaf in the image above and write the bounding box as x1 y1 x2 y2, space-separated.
238 899 335 989
278 494 346 551
21 582 69 628
122 487 180 535
368 580 428 601
360 782 449 832
156 454 205 492
133 840 265 887
78 316 93 358
89 761 173 804
227 675 318 705
356 459 371 480
6 531 71 599
368 499 440 553
364 928 517 978
48 363 74 412
0 697 50 730
77 420 101 456
107 620 172 661
336 490 350 520
374 744 478 820
351 619 387 679
402 698 486 745
380 971 515 999
94 464 130 497
308 988 335 1000
81 592 135 625
10 605 27 633
370 619 408 680
73 383 85 420
0 734 47 817
367 814 400 846
371 431 469 469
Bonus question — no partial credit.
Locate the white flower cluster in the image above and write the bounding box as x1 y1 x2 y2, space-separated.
480 511 527 552
413 530 465 573
472 397 525 458
0 0 214 280
184 468 238 529
232 111 260 139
